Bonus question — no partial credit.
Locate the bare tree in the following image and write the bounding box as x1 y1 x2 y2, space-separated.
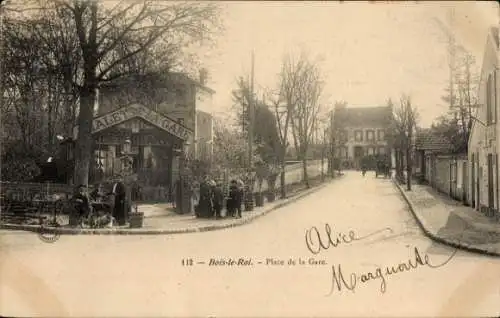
328 100 348 175
434 11 479 153
290 54 323 188
268 90 292 199
266 53 313 199
392 95 419 191
11 0 222 186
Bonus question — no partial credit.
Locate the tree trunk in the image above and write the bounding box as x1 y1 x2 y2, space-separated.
302 157 310 188
395 149 400 177
74 83 96 186
280 162 286 199
406 146 412 191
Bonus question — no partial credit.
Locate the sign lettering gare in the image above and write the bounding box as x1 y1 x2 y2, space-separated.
82 104 192 141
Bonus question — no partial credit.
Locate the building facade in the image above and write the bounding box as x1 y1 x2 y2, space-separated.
73 71 214 189
331 104 393 168
467 26 500 217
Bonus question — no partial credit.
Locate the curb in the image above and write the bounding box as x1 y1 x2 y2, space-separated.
1 177 337 236
392 179 500 257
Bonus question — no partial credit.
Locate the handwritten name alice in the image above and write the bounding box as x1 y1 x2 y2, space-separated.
304 223 456 294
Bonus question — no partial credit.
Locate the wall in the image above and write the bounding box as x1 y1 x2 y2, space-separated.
427 155 468 200
193 87 214 159
467 28 499 212
97 73 198 136
195 110 213 161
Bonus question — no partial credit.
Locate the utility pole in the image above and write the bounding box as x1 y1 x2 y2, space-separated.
248 50 255 169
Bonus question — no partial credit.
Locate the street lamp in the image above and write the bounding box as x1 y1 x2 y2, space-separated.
177 140 191 214
120 138 134 224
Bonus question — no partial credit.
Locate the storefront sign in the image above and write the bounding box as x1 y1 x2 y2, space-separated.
75 104 192 141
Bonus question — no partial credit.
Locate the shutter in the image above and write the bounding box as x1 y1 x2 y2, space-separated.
496 154 499 211
491 71 498 123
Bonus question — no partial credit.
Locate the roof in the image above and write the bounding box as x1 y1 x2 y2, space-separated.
99 71 215 94
333 106 392 127
415 129 452 152
169 72 215 94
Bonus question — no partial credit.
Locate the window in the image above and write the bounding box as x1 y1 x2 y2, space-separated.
378 147 385 155
487 74 495 125
377 130 385 141
355 130 363 141
366 130 374 141
367 147 375 155
339 129 348 142
175 85 187 108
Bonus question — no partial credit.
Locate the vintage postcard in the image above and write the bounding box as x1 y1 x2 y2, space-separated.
1 0 499 317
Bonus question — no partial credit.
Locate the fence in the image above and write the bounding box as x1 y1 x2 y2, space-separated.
129 160 326 202
0 160 326 204
0 182 73 201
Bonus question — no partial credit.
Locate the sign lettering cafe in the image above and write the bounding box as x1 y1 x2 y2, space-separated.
74 103 193 141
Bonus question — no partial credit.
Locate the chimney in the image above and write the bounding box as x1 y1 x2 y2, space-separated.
199 68 208 86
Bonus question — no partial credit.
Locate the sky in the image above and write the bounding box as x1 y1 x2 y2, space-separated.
196 1 499 127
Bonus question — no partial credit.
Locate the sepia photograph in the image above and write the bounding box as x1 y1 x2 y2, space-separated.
0 0 499 317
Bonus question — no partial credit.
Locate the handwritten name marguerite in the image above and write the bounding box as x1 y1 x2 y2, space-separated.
327 246 457 295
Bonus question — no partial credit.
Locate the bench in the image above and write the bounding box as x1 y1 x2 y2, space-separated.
0 200 52 225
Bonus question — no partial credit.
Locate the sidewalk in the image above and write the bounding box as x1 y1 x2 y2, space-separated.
2 176 338 235
394 181 500 256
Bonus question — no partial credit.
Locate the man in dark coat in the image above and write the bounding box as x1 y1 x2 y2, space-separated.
111 177 126 226
212 182 224 219
197 176 212 218
228 180 243 218
70 184 90 226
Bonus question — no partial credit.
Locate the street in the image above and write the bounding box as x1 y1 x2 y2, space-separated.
1 171 499 317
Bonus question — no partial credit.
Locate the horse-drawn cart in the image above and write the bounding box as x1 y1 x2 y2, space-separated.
375 159 391 178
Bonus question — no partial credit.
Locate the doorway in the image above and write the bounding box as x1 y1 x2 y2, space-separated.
354 146 364 168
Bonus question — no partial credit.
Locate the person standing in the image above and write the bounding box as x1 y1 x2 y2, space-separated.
212 181 224 219
111 177 126 226
228 180 242 218
70 184 90 226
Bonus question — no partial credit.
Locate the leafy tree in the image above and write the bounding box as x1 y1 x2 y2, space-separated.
232 76 281 166
211 117 261 176
429 114 466 153
1 143 43 182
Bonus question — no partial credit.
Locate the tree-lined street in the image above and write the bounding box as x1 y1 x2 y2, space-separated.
1 171 499 317
1 2 499 317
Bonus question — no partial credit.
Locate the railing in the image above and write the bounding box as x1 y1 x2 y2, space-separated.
0 182 73 201
0 160 325 205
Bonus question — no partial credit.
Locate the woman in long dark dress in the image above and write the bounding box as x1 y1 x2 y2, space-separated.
111 179 126 225
198 178 213 218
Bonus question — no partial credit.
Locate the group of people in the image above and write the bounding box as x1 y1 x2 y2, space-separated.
194 177 245 219
70 179 128 227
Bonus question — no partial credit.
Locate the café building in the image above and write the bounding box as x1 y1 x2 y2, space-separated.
71 71 214 190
